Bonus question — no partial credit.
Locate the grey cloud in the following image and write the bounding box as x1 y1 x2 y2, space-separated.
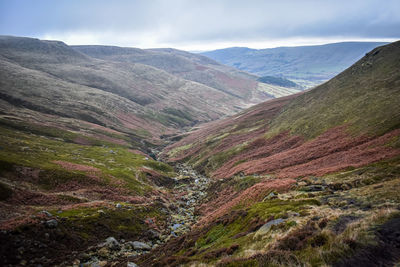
0 0 399 47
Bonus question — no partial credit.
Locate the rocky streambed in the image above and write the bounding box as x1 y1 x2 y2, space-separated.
78 163 211 267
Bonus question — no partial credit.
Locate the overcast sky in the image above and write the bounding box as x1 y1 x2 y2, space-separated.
0 0 399 51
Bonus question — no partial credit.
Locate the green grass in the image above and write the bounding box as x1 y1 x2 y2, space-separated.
50 204 166 241
267 44 400 139
0 125 175 193
0 118 130 147
191 143 247 175
195 199 320 252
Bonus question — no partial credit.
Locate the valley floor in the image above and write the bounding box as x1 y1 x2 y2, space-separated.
0 117 400 267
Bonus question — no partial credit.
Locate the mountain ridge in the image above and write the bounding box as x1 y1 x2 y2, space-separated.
201 41 388 88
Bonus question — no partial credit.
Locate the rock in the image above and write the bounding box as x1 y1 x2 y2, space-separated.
102 237 120 250
263 192 278 201
147 229 160 240
115 203 122 209
297 181 307 186
97 210 105 216
129 241 151 251
303 185 325 192
41 210 52 217
254 218 286 237
99 261 108 267
78 252 91 261
172 223 182 230
98 247 110 258
45 219 58 228
127 262 138 267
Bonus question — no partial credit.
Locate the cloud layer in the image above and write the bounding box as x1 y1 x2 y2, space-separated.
1 0 399 50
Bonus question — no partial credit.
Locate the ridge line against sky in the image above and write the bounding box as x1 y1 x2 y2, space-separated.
1 0 399 51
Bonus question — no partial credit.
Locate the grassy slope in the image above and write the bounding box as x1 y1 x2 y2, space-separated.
166 41 400 177
0 36 254 136
0 36 233 265
73 45 259 100
0 114 177 265
268 41 400 139
143 42 400 266
140 158 400 266
74 45 300 102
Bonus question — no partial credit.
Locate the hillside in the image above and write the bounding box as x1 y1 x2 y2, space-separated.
1 36 399 267
74 45 300 99
0 36 259 134
257 76 299 88
0 36 275 265
202 42 387 88
150 41 400 266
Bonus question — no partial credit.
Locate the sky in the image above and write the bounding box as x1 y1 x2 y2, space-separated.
0 0 399 51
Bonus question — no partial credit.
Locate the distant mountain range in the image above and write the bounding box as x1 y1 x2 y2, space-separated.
201 42 388 88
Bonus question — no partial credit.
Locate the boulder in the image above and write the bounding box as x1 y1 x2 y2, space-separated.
129 241 151 251
254 218 286 237
45 219 58 228
102 237 120 250
263 192 278 201
147 229 160 240
41 210 52 217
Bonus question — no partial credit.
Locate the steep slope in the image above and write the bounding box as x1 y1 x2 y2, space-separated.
74 45 300 100
146 41 400 266
202 42 387 87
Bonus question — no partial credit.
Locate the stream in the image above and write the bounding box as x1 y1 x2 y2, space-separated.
78 158 212 266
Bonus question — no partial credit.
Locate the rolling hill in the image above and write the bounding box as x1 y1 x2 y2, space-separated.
202 42 387 88
0 35 301 265
150 41 400 266
1 36 399 266
73 45 301 100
